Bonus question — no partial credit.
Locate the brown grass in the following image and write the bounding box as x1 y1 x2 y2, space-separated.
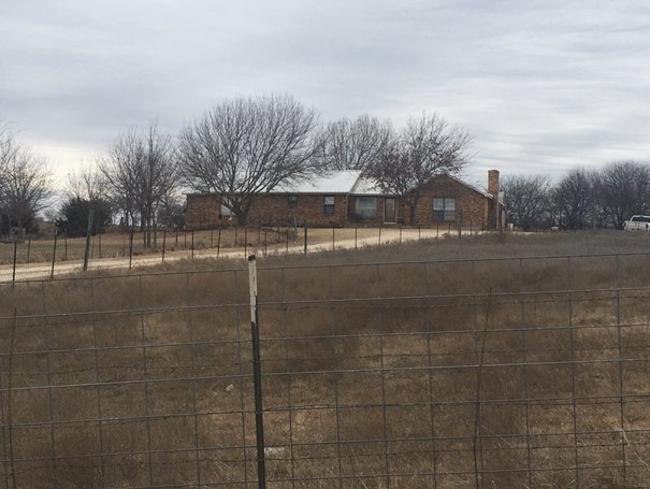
1 231 650 488
0 227 292 265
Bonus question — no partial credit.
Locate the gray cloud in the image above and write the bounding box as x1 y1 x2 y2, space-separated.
1 0 649 185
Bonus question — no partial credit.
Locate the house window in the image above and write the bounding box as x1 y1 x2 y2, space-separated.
433 198 456 221
324 196 335 215
288 194 298 206
354 197 377 219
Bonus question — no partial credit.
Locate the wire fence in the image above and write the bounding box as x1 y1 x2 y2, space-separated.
2 222 486 284
1 253 650 488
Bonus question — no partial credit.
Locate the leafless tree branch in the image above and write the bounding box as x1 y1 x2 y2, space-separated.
178 94 322 224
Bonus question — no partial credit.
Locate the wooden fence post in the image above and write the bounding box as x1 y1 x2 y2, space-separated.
82 209 94 272
162 229 167 262
26 234 31 263
50 231 58 279
217 227 222 258
303 220 308 255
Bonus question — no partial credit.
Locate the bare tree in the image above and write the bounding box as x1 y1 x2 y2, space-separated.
550 168 595 230
0 134 52 235
368 113 470 224
597 161 650 229
0 127 17 197
319 115 392 170
502 175 550 231
178 94 322 224
67 164 107 201
99 123 178 246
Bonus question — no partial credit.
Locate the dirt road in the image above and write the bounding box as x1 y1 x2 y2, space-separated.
0 228 468 282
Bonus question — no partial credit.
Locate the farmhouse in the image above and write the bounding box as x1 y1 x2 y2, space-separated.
185 169 503 229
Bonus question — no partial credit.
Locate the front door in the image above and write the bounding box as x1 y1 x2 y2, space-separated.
384 198 397 223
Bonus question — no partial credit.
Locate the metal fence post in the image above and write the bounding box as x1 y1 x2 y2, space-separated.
191 230 195 259
247 255 266 489
332 227 335 251
355 226 358 250
217 228 222 258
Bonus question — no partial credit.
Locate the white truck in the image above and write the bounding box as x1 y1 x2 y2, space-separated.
623 215 650 231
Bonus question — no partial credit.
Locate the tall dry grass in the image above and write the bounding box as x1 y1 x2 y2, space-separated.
1 231 650 488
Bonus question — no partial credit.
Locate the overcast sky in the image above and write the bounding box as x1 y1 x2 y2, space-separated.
1 0 649 188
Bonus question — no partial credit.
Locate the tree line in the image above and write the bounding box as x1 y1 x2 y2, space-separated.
503 162 650 231
1 94 470 245
2 94 647 243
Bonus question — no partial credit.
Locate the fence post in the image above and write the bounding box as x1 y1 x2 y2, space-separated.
303 220 308 255
175 228 179 248
26 234 31 263
399 226 402 244
210 229 214 248
332 227 335 251
162 229 167 262
244 227 248 259
286 227 289 254
378 226 382 246
355 226 358 250
217 227 222 258
191 230 195 259
50 231 58 279
98 230 102 259
264 231 268 257
83 209 95 272
418 225 421 243
247 255 266 489
128 227 134 270
64 234 68 261
11 239 17 287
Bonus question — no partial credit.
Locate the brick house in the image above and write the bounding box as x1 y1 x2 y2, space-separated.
185 169 504 230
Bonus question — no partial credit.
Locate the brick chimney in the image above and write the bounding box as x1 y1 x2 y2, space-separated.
488 170 500 196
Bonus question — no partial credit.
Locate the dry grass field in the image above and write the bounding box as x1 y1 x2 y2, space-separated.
1 231 650 488
0 227 293 265
1 224 468 267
